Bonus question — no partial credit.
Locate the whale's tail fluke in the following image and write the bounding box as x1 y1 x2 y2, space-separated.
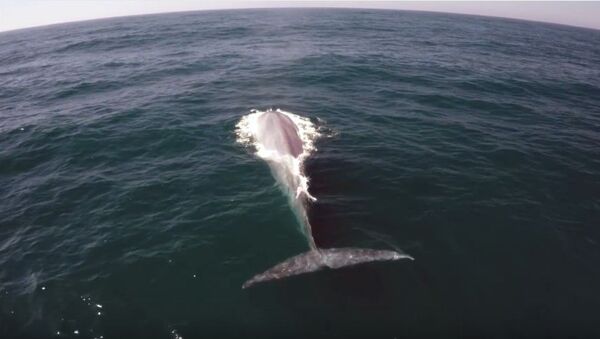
242 248 413 289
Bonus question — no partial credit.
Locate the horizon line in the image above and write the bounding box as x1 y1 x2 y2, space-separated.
1 6 600 35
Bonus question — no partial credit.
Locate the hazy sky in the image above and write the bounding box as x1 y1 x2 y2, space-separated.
1 1 599 32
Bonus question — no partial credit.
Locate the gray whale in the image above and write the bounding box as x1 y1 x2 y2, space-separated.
242 109 413 289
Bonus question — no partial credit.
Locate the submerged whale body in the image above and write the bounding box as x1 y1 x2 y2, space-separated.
236 109 413 289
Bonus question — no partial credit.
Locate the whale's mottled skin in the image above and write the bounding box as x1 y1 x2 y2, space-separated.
242 109 413 289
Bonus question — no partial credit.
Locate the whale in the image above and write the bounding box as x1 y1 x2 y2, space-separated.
237 109 413 289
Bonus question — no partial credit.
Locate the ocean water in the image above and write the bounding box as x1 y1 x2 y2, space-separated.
1 8 600 338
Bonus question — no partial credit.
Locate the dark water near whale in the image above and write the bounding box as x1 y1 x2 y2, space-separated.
1 8 600 339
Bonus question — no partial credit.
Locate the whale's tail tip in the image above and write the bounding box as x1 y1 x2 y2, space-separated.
242 247 413 289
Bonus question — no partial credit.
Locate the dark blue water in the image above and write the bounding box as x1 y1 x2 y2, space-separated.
1 8 600 338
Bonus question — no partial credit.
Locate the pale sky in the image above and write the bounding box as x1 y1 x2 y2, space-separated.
1 1 599 33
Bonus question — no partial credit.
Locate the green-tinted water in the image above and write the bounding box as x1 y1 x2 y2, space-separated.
1 9 600 338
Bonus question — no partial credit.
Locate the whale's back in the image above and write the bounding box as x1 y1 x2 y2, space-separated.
256 111 303 158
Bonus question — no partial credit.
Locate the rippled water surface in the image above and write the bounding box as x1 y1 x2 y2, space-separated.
1 8 600 338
